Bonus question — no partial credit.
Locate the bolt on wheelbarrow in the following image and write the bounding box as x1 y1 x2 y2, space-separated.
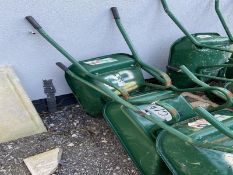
26 7 233 175
162 0 233 92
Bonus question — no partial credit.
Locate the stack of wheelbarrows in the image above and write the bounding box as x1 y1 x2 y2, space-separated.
26 0 233 174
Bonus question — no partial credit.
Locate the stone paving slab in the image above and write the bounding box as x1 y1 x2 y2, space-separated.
0 66 46 143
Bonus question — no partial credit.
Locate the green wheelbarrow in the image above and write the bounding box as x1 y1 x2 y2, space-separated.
26 7 233 175
162 0 233 91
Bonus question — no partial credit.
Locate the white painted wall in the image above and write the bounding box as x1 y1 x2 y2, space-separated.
0 0 233 100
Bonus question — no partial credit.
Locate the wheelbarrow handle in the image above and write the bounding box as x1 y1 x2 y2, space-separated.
161 0 233 53
166 65 181 72
56 62 129 98
194 107 233 139
111 7 120 19
120 107 233 153
179 65 233 105
56 62 69 72
25 15 129 98
25 16 42 30
110 7 172 87
215 0 233 42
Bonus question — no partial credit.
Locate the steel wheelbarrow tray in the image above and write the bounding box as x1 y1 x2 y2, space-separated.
25 7 233 175
162 0 233 90
157 109 233 175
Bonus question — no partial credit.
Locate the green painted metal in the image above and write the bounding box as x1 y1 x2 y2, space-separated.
215 0 233 42
113 14 172 87
65 53 145 116
104 98 233 174
157 109 233 175
226 59 233 79
162 0 233 88
161 0 233 53
26 8 233 175
103 102 170 175
167 33 232 88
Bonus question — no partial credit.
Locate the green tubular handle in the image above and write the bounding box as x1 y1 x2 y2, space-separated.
26 16 129 98
56 62 135 108
25 16 87 73
195 107 233 139
110 7 172 87
179 65 216 88
215 0 233 42
179 65 233 104
161 0 233 53
56 62 129 99
121 106 233 153
167 65 233 83
166 65 233 111
144 112 233 153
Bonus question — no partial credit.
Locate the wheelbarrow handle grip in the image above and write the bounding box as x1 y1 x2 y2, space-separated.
56 62 69 72
166 65 181 72
111 7 120 19
25 16 42 30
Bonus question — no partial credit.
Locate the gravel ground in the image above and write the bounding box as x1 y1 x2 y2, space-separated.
0 104 139 175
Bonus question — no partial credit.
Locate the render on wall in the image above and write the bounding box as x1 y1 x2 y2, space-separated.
0 0 233 100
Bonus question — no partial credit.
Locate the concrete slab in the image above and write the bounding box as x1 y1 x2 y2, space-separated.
0 66 46 143
24 148 62 175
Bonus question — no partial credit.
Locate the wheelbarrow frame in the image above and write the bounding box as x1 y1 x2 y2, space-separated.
162 0 233 84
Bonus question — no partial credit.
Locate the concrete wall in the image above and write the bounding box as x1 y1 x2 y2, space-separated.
0 0 233 100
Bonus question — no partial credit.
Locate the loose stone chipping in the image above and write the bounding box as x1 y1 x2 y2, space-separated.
0 105 139 175
24 148 62 175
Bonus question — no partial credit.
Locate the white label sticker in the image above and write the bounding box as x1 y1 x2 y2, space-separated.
104 70 138 92
224 153 233 167
188 114 232 129
84 58 117 66
196 35 212 39
141 104 172 121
